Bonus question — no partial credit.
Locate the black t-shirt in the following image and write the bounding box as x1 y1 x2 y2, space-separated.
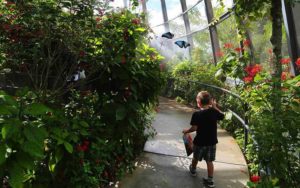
190 108 225 146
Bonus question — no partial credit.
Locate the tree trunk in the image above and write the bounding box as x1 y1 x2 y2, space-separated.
270 0 283 113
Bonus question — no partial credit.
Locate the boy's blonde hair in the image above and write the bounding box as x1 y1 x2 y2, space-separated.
196 91 211 105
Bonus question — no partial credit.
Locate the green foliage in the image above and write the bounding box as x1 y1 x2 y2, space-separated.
0 0 164 187
162 60 224 106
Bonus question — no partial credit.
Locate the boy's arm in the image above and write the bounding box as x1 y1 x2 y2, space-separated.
182 125 197 134
212 99 225 120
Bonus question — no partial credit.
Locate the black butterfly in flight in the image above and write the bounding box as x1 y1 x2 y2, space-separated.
175 40 190 48
161 31 174 39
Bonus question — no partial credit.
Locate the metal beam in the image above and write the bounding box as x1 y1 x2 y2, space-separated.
160 0 170 31
180 0 194 56
282 0 299 75
204 0 221 65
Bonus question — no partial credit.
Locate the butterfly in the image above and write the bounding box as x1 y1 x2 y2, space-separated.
175 40 190 48
161 31 174 39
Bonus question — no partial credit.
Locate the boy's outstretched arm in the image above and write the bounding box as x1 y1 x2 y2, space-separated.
182 125 197 134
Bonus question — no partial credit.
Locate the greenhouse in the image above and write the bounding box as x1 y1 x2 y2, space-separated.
0 0 299 187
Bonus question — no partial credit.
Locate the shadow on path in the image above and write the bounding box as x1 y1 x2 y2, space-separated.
118 97 249 188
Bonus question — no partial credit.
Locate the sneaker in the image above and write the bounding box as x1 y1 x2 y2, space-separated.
203 177 215 188
189 165 196 177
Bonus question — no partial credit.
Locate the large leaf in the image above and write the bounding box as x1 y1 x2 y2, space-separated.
116 105 127 121
64 142 73 153
24 103 52 116
16 152 35 170
8 163 24 188
22 141 44 158
23 126 48 144
2 123 18 140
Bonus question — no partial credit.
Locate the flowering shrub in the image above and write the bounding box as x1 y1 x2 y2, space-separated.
0 0 164 187
217 40 300 187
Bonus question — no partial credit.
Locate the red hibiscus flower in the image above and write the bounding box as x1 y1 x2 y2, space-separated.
243 39 251 47
244 64 262 77
250 175 260 183
296 58 300 68
281 72 288 80
224 43 233 49
132 18 140 25
280 58 291 65
79 51 85 57
121 56 126 64
234 47 242 52
243 76 253 83
216 51 224 57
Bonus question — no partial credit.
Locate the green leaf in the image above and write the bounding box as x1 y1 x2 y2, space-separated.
55 147 64 163
64 142 73 153
2 123 18 140
24 103 52 116
0 144 6 165
79 121 89 128
23 126 48 143
16 152 35 170
8 163 24 188
22 141 44 158
0 105 12 115
135 27 146 32
116 105 127 121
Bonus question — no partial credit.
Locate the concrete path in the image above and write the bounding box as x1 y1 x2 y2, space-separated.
118 97 249 188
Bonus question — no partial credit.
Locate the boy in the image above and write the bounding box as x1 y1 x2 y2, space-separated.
182 91 224 188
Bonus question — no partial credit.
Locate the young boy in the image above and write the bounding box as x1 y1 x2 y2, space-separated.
182 91 224 188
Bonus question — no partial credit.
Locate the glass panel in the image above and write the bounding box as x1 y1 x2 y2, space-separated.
187 1 208 32
191 29 213 64
292 3 300 54
169 16 186 36
146 0 164 28
212 0 234 17
216 16 239 49
165 0 182 18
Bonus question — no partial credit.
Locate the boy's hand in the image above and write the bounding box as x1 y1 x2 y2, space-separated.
212 99 217 108
182 129 189 134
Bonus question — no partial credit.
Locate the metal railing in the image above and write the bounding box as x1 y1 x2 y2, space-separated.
165 78 257 152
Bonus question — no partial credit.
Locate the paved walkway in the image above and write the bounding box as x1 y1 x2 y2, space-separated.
118 97 249 188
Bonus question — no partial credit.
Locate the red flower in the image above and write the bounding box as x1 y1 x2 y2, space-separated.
83 140 90 146
250 175 260 183
216 51 224 57
268 48 273 55
243 39 251 47
281 72 288 80
243 76 253 83
280 58 291 65
234 47 242 52
79 51 85 57
132 18 140 25
159 63 165 71
96 17 101 22
224 43 233 49
244 64 262 77
121 56 126 64
296 58 300 68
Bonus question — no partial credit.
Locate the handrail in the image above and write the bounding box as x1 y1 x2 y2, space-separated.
169 78 257 152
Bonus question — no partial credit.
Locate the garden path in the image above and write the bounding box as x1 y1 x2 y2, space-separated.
117 97 249 188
